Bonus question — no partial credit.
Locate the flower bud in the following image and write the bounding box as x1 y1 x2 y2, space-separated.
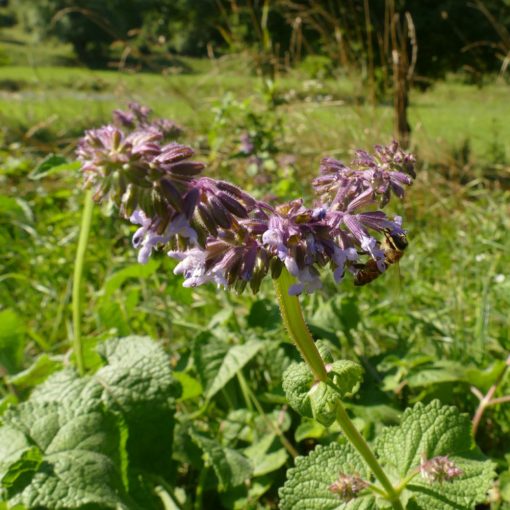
168 160 205 177
183 188 199 219
208 196 232 229
159 178 184 212
329 473 369 501
197 204 218 237
420 455 463 484
217 191 249 218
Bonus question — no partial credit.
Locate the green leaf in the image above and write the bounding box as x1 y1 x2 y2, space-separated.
295 418 327 442
173 372 203 401
100 260 160 300
32 337 181 477
0 309 25 374
30 368 101 408
28 155 80 180
220 409 257 445
244 433 288 476
279 442 375 510
247 299 280 330
6 354 63 391
194 335 263 399
1 448 42 488
0 196 29 221
283 358 363 426
95 336 181 475
405 360 508 393
190 431 253 490
376 400 495 509
0 400 128 509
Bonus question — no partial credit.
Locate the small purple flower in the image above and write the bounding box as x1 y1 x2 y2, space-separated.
131 210 197 264
329 472 369 501
170 248 227 288
420 455 464 484
113 108 136 128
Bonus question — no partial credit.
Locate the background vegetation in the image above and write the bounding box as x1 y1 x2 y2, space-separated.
1 1 510 509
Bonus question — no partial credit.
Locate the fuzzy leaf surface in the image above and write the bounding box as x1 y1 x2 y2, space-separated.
33 337 181 476
0 400 126 509
376 400 495 509
279 442 375 510
283 359 363 426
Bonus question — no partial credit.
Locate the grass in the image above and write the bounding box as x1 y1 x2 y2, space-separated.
0 63 509 173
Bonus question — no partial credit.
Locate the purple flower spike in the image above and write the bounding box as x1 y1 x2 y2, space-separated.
78 106 416 294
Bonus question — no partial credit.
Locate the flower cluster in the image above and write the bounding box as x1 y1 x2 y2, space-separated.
329 472 369 501
78 106 415 295
420 455 464 484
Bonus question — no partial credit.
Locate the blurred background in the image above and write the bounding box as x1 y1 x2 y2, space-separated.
1 2 510 508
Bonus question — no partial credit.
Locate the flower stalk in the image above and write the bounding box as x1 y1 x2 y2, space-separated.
72 189 94 376
274 269 327 382
275 269 403 509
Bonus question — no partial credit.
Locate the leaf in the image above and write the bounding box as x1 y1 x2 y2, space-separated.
295 419 327 442
193 333 229 389
0 196 29 221
283 357 363 426
173 372 203 401
194 335 263 399
247 299 280 330
101 260 160 300
244 434 288 476
32 337 181 477
376 400 495 509
95 336 181 475
190 431 253 490
252 448 288 477
30 369 101 408
220 409 257 445
279 442 375 510
28 155 80 180
6 354 63 391
0 309 25 374
1 448 42 488
0 400 128 509
406 360 508 393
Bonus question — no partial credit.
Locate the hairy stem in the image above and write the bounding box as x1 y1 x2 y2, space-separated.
274 269 402 508
472 355 510 437
335 404 403 508
274 269 328 382
72 189 94 376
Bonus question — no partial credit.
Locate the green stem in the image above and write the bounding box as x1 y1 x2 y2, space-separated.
274 268 403 509
335 404 403 509
274 269 328 382
394 468 420 494
72 189 94 376
239 371 299 459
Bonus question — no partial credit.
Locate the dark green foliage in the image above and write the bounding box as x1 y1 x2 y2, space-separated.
8 0 510 77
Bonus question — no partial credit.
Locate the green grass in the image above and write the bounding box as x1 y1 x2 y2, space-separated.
0 63 508 175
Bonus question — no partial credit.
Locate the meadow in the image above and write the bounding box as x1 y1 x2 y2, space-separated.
1 27 510 510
